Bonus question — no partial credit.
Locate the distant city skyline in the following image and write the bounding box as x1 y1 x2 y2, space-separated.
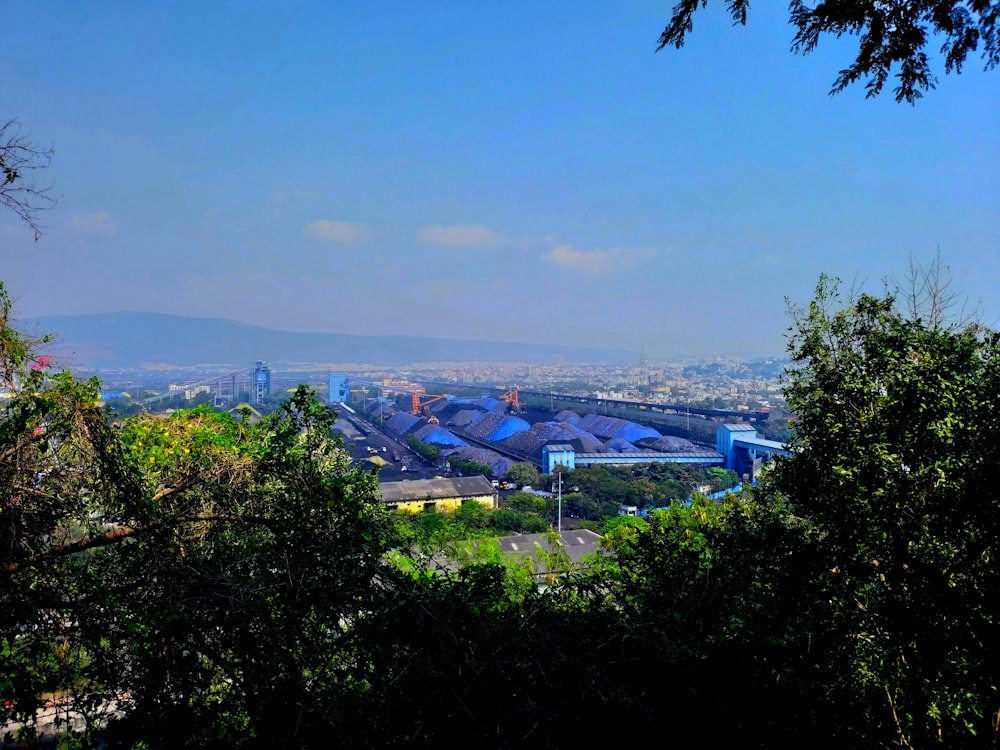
3 2 997 357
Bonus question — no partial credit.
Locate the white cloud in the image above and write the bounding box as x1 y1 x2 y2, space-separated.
416 224 502 248
71 211 117 237
543 244 654 274
303 219 368 245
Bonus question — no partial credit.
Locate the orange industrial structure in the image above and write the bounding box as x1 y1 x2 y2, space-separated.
499 386 521 413
410 392 449 425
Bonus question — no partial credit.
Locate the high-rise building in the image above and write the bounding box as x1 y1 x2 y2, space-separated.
252 361 271 405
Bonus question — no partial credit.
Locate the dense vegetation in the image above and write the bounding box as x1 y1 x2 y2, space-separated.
446 456 494 477
397 493 549 546
570 463 739 511
3 275 1000 748
404 433 441 462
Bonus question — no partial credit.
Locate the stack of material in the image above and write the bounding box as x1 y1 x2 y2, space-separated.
443 445 514 478
554 410 581 424
485 416 532 441
447 409 483 428
498 421 605 457
331 418 362 439
643 435 698 452
603 437 644 453
464 411 510 441
387 412 421 435
577 414 661 442
413 424 469 447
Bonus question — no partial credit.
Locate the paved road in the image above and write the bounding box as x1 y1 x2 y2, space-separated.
334 417 438 481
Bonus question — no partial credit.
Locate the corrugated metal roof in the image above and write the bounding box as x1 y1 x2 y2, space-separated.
574 450 724 460
379 475 496 504
494 529 604 568
733 435 789 451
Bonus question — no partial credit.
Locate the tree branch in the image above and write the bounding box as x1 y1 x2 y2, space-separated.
0 512 279 575
0 119 55 238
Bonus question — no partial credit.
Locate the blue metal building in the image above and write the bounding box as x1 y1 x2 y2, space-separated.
541 443 724 473
541 444 577 473
715 423 791 479
328 373 350 404
541 424 790 476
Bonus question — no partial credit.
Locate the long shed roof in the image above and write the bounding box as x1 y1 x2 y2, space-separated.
379 475 496 504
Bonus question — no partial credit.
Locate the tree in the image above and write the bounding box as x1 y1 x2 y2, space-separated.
0 120 54 238
657 2 1000 103
405 433 441 461
595 494 823 746
0 286 399 745
505 461 540 487
761 275 1000 746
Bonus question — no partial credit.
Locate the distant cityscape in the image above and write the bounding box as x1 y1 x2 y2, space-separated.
96 355 789 418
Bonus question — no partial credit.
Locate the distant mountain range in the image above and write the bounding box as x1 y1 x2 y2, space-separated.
29 313 636 369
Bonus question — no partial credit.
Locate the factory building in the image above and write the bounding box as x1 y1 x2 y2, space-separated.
328 372 350 404
541 423 790 477
378 475 498 514
715 423 791 479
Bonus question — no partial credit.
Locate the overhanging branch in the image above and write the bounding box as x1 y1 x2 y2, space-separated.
1 511 279 575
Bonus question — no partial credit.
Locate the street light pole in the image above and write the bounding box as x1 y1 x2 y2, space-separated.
557 470 562 534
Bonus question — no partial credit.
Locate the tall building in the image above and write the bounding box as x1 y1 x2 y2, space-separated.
328 373 349 404
252 361 271 405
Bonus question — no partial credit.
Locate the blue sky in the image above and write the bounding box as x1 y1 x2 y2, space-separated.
2 1 997 357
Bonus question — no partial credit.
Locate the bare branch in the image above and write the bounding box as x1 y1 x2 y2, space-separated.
0 119 55 239
890 249 980 330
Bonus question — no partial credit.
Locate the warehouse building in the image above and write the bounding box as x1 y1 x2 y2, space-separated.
378 475 498 513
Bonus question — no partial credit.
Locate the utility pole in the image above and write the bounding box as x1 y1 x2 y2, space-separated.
557 470 563 534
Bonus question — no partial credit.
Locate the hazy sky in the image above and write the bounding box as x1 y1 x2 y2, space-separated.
3 2 997 357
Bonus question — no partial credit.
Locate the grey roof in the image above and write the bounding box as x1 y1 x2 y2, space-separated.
732 434 790 452
379 475 496 504
721 422 757 433
493 529 604 572
574 450 724 460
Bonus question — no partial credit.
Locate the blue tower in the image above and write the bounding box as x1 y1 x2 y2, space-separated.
328 373 349 404
252 361 271 405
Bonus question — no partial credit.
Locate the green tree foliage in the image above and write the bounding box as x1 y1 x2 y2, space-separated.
6 273 1000 748
397 496 549 549
596 493 823 747
760 276 1000 746
0 295 399 745
448 456 493 477
572 463 715 510
658 2 1000 103
505 461 539 486
405 433 440 461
